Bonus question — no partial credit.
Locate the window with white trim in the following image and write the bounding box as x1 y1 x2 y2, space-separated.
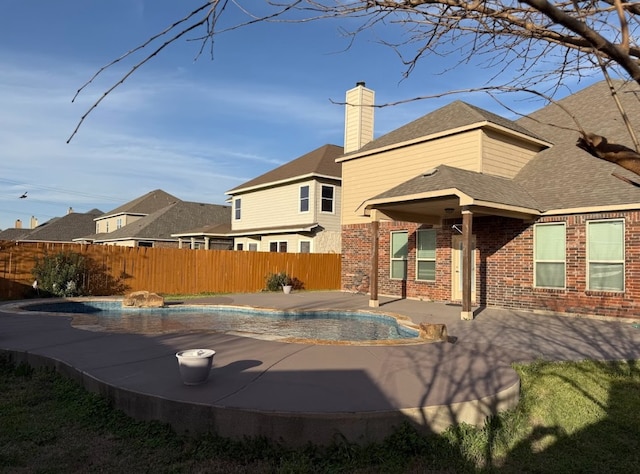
269 241 288 253
299 240 311 253
248 243 258 251
234 198 241 220
390 231 408 280
116 218 123 229
534 223 566 288
321 185 334 213
416 229 436 281
587 219 624 291
300 185 309 213
236 243 244 251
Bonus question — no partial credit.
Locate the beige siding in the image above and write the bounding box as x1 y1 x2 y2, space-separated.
344 85 375 153
341 131 481 225
313 181 342 233
95 214 142 234
481 129 542 178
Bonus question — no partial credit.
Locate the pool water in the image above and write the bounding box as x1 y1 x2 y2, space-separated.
23 301 420 342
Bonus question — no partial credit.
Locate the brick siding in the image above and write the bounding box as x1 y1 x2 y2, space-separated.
342 211 640 319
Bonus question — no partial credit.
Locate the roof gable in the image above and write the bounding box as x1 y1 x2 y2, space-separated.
99 189 180 218
227 144 343 194
352 101 541 155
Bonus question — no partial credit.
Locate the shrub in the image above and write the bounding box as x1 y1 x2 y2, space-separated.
265 271 292 291
32 251 88 297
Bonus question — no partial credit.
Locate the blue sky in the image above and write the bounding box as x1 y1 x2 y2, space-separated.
0 1 595 231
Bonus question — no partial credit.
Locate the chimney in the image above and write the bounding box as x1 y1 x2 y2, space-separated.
67 207 74 215
30 216 38 229
15 219 22 229
344 81 375 154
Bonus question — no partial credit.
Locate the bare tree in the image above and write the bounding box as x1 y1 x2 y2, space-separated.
69 1 640 170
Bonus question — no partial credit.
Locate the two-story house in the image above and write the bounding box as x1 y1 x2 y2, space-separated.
77 189 232 249
226 144 343 253
339 80 640 320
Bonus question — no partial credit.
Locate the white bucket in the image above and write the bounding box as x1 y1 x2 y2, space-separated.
176 349 215 385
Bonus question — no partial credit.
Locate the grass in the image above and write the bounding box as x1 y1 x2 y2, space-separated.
1 357 639 473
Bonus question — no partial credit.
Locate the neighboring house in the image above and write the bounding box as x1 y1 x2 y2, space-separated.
0 209 103 243
225 144 343 253
93 189 179 235
338 80 640 320
84 200 231 248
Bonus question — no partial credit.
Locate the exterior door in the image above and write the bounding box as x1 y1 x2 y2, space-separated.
451 235 476 302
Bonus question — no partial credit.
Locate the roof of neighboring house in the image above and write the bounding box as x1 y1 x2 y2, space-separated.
171 222 232 237
98 189 180 219
227 144 343 194
367 165 541 211
0 228 32 241
6 209 103 243
515 80 640 211
93 201 230 242
351 100 544 156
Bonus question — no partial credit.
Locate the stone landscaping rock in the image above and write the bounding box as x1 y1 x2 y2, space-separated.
419 323 449 342
122 291 165 308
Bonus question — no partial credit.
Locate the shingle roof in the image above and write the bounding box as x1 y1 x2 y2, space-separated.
99 189 180 218
10 209 103 242
515 80 640 210
94 201 230 242
0 228 32 241
227 144 343 194
352 101 542 155
369 165 541 210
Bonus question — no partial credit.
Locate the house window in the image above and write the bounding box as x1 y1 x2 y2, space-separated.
587 219 624 291
116 218 123 229
321 185 334 213
300 185 309 212
236 243 244 251
300 241 311 253
138 241 153 248
248 243 258 251
106 222 109 233
95 223 99 233
390 231 408 280
269 241 288 253
534 223 566 288
234 198 241 220
416 229 436 281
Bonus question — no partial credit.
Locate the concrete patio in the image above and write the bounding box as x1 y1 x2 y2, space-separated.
1 291 639 446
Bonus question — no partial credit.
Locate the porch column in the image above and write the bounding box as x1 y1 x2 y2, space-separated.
190 237 196 249
178 238 183 249
461 208 474 320
204 236 210 249
369 216 380 308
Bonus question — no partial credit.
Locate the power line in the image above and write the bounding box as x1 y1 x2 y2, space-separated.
0 178 123 203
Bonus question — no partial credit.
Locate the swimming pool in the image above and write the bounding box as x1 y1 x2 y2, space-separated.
22 300 421 343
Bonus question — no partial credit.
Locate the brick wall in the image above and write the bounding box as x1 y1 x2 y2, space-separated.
342 211 640 319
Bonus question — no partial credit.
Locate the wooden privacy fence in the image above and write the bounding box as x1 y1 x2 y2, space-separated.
0 242 342 299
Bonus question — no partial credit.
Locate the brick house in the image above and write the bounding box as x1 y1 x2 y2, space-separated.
338 81 640 320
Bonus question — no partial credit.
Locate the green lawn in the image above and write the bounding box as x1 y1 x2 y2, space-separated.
1 356 638 473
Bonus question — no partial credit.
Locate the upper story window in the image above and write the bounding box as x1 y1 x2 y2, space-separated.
534 223 566 289
95 222 100 233
587 219 624 291
416 229 436 281
106 221 109 233
300 185 310 213
321 185 334 213
390 231 408 280
269 241 288 253
234 198 241 220
116 218 123 229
